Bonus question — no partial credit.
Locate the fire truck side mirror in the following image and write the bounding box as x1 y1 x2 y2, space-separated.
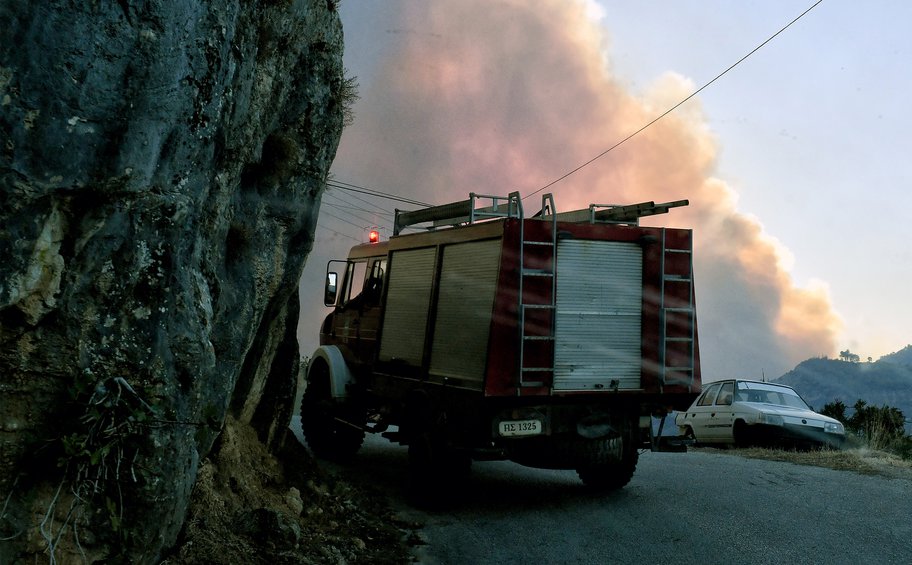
324 271 338 306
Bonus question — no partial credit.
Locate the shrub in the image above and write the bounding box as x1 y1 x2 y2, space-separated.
822 398 909 459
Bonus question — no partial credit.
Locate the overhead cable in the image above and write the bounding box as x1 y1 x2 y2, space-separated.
327 180 432 207
523 0 824 200
317 223 362 242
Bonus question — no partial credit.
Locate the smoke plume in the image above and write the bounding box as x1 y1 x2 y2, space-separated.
318 0 842 378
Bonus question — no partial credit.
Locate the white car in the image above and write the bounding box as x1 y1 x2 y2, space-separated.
676 379 845 449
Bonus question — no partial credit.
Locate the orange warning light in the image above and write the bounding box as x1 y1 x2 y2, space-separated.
368 229 380 244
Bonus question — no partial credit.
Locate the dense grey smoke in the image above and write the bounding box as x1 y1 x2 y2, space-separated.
307 0 841 379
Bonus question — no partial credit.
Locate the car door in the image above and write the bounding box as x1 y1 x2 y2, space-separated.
707 381 736 442
684 382 722 442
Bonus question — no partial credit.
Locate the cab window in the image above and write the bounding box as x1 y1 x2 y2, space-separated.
362 258 386 307
343 260 368 305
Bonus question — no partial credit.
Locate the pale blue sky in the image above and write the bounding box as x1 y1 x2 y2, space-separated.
596 0 910 360
300 0 909 376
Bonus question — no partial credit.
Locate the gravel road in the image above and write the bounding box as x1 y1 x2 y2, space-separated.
291 418 912 564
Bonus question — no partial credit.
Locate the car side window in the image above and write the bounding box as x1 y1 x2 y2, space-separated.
716 382 734 406
697 383 722 406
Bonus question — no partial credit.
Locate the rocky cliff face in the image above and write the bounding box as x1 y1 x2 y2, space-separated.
0 1 344 561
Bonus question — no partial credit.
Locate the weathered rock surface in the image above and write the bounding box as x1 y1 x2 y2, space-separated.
0 1 345 561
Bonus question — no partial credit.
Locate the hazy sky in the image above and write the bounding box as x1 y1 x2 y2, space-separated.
298 0 910 380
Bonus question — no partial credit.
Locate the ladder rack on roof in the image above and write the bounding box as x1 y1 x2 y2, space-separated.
392 193 689 235
393 192 523 235
547 199 690 226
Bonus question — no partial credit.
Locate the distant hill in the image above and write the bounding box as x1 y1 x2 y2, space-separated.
877 344 912 367
775 350 912 433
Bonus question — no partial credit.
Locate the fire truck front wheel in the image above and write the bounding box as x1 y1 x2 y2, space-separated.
300 361 365 461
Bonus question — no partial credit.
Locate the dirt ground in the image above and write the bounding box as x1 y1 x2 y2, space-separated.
698 445 912 480
160 418 417 564
159 418 912 564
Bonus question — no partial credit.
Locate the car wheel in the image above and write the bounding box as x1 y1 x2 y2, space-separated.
733 420 753 448
683 426 697 446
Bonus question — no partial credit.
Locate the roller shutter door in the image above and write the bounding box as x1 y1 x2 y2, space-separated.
554 240 642 391
379 247 436 366
429 239 501 385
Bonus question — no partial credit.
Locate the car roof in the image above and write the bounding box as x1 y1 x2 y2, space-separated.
702 379 799 393
734 379 796 390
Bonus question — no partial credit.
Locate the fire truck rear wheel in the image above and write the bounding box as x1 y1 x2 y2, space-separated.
300 363 364 461
575 437 639 491
407 433 471 507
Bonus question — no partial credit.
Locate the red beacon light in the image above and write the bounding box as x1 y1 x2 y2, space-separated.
368 229 380 244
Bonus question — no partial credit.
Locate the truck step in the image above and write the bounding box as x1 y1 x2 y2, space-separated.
518 380 545 387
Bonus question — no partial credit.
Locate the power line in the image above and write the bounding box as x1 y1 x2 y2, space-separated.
323 191 394 220
524 0 824 200
325 184 396 215
321 198 392 228
317 223 362 242
323 1 824 212
327 180 432 207
318 207 373 232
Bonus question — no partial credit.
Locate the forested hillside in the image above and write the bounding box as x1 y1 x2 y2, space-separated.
776 346 912 432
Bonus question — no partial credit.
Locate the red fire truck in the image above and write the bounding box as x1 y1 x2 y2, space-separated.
302 192 699 496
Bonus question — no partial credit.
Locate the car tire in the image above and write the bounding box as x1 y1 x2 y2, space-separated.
733 420 753 448
683 426 698 446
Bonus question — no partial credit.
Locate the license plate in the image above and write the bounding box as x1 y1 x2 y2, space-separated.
498 419 542 437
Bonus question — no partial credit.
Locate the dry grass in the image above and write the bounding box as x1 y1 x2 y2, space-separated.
698 446 912 481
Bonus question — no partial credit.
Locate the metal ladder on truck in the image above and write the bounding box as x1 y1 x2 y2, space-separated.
660 229 696 386
518 194 558 390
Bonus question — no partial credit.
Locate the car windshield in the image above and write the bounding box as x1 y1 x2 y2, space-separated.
734 383 810 410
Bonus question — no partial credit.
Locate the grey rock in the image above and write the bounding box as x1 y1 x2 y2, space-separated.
0 1 344 562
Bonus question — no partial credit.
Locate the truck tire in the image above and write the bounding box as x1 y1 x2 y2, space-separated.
576 436 639 491
407 432 472 508
300 362 364 461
